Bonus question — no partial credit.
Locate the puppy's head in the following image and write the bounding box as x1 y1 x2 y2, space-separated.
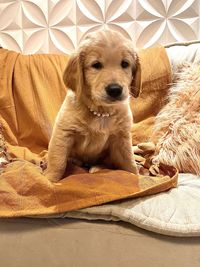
63 29 139 106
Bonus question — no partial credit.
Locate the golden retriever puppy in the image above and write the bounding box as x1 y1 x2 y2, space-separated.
45 29 139 182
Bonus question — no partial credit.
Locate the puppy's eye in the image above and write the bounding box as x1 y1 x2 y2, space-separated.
121 60 129 69
91 61 103 70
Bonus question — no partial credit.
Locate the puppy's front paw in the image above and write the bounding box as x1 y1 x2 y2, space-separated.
44 171 62 183
130 164 139 175
123 161 139 175
89 165 104 174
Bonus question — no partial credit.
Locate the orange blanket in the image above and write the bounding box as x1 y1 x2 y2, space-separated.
0 47 177 218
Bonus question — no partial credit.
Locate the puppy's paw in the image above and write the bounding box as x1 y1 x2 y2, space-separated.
89 165 104 174
44 171 61 183
124 162 139 175
131 165 139 175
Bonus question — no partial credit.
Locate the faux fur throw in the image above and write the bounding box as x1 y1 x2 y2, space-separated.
152 62 200 175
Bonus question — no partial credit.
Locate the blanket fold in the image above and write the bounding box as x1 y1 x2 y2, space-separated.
0 47 176 218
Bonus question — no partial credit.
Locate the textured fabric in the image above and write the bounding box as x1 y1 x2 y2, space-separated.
131 46 172 143
0 47 176 218
0 49 67 160
64 173 200 237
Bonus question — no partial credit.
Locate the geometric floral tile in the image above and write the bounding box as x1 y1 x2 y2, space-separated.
0 0 199 54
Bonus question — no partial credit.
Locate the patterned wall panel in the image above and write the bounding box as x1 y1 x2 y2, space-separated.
0 0 199 54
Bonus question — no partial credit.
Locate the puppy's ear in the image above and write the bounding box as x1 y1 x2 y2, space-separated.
63 54 78 92
63 52 85 98
130 53 140 98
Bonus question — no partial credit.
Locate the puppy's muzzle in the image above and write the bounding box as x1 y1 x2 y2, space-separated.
105 83 123 100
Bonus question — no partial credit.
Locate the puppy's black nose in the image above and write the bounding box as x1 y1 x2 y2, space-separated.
105 84 123 98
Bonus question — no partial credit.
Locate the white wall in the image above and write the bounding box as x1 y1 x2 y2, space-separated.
0 0 199 54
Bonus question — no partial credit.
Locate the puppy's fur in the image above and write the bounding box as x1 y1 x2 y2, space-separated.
45 29 139 182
